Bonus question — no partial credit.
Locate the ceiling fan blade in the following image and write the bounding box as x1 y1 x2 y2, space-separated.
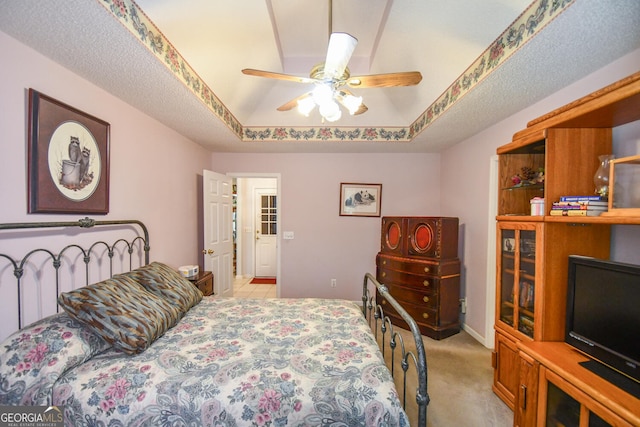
242 68 315 84
324 32 358 79
277 92 312 112
347 71 423 88
357 103 368 114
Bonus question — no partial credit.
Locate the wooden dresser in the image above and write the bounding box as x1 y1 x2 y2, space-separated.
376 217 461 340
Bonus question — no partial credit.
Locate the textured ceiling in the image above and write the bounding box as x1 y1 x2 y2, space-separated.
0 0 639 153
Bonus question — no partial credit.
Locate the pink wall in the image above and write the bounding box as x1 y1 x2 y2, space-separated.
212 153 442 300
0 31 213 340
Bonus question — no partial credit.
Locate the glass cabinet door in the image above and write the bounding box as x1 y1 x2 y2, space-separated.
499 229 516 327
546 382 580 426
518 230 536 337
543 370 615 427
498 224 537 339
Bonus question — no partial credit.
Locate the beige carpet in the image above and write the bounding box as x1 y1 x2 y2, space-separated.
423 330 512 427
380 328 513 427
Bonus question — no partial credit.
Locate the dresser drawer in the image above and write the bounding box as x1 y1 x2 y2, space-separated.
377 253 460 277
378 293 439 326
377 267 439 292
384 282 439 308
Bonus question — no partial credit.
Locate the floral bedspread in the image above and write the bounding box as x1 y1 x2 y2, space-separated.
52 298 408 426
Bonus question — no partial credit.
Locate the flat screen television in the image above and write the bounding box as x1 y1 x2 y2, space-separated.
565 255 640 386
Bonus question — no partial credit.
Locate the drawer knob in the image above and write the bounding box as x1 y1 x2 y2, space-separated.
424 267 430 273
382 260 387 265
423 280 430 287
422 313 429 319
423 296 430 303
382 300 387 305
381 272 386 277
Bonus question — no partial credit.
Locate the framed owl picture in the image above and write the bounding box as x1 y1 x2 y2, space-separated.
27 89 110 214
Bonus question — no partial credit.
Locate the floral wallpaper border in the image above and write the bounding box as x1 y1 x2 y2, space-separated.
98 0 574 144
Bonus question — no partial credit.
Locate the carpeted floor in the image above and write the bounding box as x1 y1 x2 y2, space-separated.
423 330 512 427
385 328 512 427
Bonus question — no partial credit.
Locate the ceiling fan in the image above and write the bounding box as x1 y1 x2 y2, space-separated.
241 1 422 122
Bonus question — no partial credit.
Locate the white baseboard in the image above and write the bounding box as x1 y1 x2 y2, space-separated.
462 323 494 349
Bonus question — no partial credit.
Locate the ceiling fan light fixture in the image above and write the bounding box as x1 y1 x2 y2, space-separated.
319 100 342 122
341 93 363 115
297 97 316 117
312 84 334 105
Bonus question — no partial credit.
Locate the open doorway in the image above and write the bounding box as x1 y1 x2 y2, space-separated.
230 173 281 296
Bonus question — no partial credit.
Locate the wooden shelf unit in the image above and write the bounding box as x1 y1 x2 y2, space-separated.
492 71 640 418
518 341 640 427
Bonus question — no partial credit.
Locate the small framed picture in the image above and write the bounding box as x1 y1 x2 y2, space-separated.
503 238 515 252
27 89 110 214
339 183 382 217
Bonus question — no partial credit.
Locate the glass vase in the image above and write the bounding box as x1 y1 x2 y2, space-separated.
593 154 614 198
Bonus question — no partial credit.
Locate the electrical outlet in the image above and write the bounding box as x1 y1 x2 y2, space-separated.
331 279 337 288
460 298 467 314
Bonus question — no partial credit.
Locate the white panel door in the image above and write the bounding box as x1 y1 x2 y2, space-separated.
203 170 233 297
254 189 277 277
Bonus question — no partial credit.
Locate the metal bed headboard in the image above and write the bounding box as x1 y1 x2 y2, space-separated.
0 218 150 330
362 272 429 427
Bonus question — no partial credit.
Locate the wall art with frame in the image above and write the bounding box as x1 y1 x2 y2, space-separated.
27 89 110 214
339 183 382 217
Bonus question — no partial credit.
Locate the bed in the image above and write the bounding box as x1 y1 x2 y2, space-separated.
0 218 428 426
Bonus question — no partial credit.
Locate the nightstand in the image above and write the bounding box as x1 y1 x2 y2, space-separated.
187 271 214 296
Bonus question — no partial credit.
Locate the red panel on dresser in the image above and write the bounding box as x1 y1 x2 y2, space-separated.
406 217 459 259
380 217 405 256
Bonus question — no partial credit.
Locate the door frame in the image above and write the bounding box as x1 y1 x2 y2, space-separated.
484 155 498 348
229 172 281 297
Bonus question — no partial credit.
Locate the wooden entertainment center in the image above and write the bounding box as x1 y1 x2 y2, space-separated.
492 72 640 426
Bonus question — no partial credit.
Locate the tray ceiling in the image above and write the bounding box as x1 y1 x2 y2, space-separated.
0 0 638 152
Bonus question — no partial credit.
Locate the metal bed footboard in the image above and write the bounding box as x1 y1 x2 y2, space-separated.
362 272 429 427
0 218 150 332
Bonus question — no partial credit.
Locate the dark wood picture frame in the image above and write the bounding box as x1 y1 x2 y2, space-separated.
339 183 382 217
28 89 110 214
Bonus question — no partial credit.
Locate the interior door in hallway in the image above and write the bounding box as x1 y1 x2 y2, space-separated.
203 169 233 296
254 188 277 278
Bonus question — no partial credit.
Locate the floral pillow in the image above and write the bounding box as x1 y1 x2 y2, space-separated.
129 261 203 314
0 312 110 406
58 274 182 355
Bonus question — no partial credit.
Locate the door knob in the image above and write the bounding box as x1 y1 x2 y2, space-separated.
202 249 215 255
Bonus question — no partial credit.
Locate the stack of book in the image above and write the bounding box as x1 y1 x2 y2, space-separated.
550 196 608 216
